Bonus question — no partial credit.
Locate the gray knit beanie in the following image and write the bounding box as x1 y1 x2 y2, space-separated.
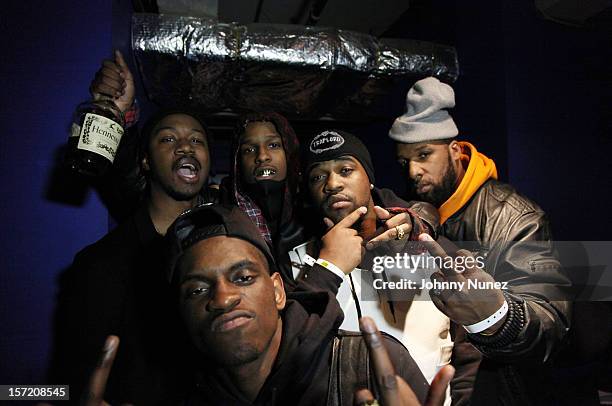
389 77 458 144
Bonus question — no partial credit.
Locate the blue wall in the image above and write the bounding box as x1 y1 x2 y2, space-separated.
0 0 112 384
501 2 612 239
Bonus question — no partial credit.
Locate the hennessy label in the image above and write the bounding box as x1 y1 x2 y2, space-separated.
77 113 124 162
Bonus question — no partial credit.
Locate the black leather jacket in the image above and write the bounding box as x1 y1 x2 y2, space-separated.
441 179 572 405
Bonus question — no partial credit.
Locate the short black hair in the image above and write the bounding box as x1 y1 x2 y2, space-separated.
139 108 213 161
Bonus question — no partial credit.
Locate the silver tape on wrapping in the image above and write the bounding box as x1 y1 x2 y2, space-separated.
132 13 459 118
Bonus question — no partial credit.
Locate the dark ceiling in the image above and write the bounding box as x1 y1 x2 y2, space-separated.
128 0 611 139
132 0 612 35
133 0 413 36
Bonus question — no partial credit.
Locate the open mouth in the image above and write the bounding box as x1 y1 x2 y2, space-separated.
178 163 197 178
174 157 200 182
255 167 277 178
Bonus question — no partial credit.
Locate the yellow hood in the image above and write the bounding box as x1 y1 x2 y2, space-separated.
439 141 497 224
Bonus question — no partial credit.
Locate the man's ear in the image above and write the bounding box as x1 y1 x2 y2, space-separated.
271 272 286 311
448 140 463 162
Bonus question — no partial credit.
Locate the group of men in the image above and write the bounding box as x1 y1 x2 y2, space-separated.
49 51 573 405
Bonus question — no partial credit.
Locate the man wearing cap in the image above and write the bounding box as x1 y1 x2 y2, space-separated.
291 129 463 400
388 77 572 404
49 54 216 405
219 112 422 291
165 203 431 405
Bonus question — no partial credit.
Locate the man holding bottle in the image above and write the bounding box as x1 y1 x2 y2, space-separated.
49 51 215 405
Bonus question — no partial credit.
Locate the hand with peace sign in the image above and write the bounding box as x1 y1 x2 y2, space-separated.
81 336 133 406
365 206 414 251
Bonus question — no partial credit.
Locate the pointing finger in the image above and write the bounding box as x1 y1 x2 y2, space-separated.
82 335 119 406
418 233 448 259
365 229 399 251
336 206 367 229
425 365 455 406
373 205 391 221
420 234 468 277
359 317 401 406
383 212 413 233
354 388 376 406
367 223 408 245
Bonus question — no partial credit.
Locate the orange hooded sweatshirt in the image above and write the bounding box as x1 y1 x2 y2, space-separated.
438 142 498 225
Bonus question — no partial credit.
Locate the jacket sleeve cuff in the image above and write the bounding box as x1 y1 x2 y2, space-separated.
123 99 140 128
298 263 344 294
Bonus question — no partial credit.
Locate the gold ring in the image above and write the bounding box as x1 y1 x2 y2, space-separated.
395 226 405 240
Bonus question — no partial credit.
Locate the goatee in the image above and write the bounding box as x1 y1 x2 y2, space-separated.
410 157 458 208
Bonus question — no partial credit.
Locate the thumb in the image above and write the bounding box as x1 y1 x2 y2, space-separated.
114 50 133 80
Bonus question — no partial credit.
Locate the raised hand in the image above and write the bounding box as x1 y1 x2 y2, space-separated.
365 206 414 251
418 234 506 334
81 336 133 406
355 317 454 406
89 50 135 113
319 206 368 274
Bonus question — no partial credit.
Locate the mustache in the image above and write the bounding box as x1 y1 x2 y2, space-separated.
325 193 352 206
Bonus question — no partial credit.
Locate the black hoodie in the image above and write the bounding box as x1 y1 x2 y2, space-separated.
185 283 429 406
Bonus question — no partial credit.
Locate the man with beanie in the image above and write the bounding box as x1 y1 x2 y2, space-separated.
292 129 467 403
389 77 572 405
220 113 421 291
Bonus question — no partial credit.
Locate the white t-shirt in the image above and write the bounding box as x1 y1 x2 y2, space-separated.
289 240 453 402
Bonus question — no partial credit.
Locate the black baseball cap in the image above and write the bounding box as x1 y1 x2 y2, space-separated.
165 203 276 284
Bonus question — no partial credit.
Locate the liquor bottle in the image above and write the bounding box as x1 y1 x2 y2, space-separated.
65 96 126 177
